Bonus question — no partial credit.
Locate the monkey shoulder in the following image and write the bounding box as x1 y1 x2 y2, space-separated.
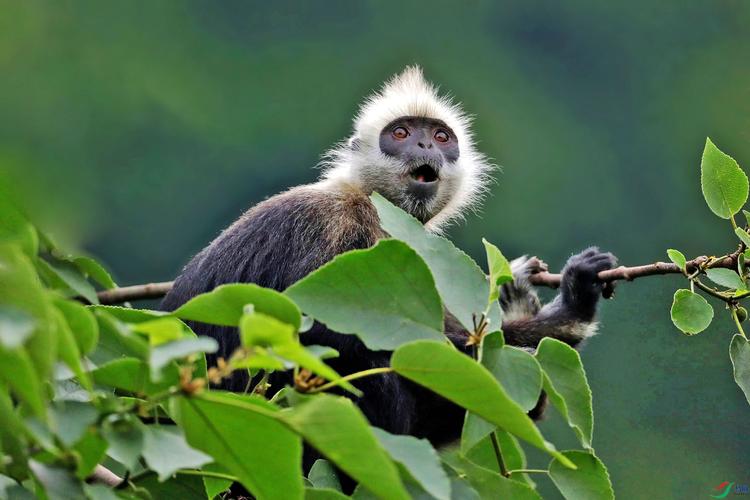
163 183 382 309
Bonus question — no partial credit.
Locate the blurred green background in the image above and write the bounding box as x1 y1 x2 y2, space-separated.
1 1 749 497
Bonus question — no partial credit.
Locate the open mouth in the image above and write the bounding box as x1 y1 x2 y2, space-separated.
409 164 439 183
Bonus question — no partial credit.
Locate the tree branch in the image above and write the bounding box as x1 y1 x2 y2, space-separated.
87 464 123 487
94 255 740 304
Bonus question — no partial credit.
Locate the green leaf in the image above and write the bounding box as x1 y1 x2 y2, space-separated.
89 310 150 365
308 459 342 491
461 412 495 454
729 334 750 405
239 313 356 394
179 392 303 500
150 337 218 381
28 460 85 500
53 299 98 355
464 431 532 487
101 414 144 471
372 427 450 500
282 394 409 500
286 239 444 351
36 257 99 304
705 268 746 290
481 333 542 411
701 137 749 219
71 256 116 289
736 228 750 248
0 306 35 349
48 401 98 447
52 307 91 391
666 249 687 272
0 199 38 258
548 451 614 500
442 452 541 500
173 283 301 330
670 289 714 335
141 426 212 481
202 463 234 499
72 429 107 479
744 210 750 226
305 489 350 500
371 193 489 332
536 338 594 448
0 385 29 479
88 305 167 324
133 317 190 346
0 347 45 417
391 341 573 467
483 239 513 304
91 358 176 395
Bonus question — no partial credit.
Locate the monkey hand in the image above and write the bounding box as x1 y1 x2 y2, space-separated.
559 247 617 321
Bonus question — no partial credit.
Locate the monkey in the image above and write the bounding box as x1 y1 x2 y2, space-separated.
161 66 616 454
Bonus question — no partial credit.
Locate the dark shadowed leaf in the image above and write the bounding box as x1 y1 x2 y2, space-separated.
481 333 542 411
730 334 750 405
36 257 98 304
49 401 98 447
29 460 85 500
548 451 614 500
101 414 144 471
286 239 444 351
371 193 488 331
305 489 350 500
282 394 409 500
442 452 541 500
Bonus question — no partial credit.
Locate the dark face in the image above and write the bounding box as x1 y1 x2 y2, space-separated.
378 117 460 203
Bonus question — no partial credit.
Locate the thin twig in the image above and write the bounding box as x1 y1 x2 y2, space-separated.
94 254 741 304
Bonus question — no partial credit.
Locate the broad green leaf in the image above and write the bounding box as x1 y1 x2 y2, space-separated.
371 193 488 331
308 459 342 491
179 392 303 500
670 289 714 335
52 307 91 390
72 429 107 479
442 452 541 500
736 228 750 248
150 337 218 381
101 414 144 470
141 426 212 481
372 427 450 500
461 412 495 454
239 313 356 394
548 451 614 500
28 460 85 500
91 358 176 395
0 306 35 349
202 463 234 499
71 256 116 289
54 299 98 355
282 394 409 500
729 334 750 405
481 333 542 411
173 283 301 330
483 239 513 303
536 338 594 448
130 473 205 500
0 386 29 479
705 268 746 290
666 249 687 272
0 347 45 417
306 345 340 360
465 431 532 487
0 244 56 391
89 310 149 365
0 199 38 258
133 317 190 346
701 138 749 219
36 258 98 304
48 401 98 447
286 239 444 351
306 489 350 500
391 341 573 467
88 305 167 323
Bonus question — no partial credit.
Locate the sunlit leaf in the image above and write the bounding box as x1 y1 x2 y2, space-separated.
701 138 749 219
286 239 444 351
666 249 687 272
483 239 513 303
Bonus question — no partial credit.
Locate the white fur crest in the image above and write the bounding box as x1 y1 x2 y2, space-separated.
320 66 494 232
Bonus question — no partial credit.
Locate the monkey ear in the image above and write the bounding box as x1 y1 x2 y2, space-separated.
347 135 362 151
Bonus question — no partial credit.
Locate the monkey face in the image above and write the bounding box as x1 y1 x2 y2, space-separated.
373 116 462 222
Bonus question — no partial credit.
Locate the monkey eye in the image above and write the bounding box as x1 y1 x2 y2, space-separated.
392 126 409 139
434 130 450 143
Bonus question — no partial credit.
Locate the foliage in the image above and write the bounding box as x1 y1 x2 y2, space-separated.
0 193 614 499
668 138 750 400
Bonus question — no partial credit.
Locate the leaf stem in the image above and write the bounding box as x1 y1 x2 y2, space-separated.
731 307 748 339
506 468 548 475
308 367 393 393
489 432 508 477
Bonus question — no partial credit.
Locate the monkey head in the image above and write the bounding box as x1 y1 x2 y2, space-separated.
321 66 494 232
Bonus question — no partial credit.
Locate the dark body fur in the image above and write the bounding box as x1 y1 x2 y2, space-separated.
161 183 612 451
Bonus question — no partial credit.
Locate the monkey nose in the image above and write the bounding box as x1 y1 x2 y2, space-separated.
417 142 433 149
